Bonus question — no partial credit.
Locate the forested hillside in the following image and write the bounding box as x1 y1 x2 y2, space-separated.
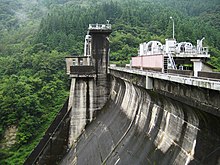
35 0 220 65
0 0 220 164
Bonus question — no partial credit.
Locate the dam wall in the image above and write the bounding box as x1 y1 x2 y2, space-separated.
61 76 220 165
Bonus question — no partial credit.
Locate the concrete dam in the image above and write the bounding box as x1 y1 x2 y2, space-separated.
25 24 220 165
61 75 220 165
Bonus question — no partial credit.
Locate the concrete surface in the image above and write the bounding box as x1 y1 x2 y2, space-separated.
60 76 220 165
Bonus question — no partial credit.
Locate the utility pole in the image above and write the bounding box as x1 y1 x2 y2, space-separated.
170 17 174 39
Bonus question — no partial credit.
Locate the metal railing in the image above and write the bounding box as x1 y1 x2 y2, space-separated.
178 47 209 55
88 24 111 30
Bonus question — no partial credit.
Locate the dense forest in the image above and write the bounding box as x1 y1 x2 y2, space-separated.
36 0 220 64
0 0 220 164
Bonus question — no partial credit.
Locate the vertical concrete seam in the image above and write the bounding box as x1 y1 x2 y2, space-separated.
101 83 141 165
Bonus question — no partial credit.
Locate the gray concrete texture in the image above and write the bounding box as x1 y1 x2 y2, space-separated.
68 74 111 147
61 76 220 165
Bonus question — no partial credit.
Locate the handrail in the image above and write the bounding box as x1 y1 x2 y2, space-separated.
88 24 111 30
109 66 220 91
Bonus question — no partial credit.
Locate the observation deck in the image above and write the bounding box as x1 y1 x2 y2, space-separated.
88 23 112 34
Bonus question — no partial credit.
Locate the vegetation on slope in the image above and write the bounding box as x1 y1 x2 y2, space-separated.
0 1 70 164
0 0 219 164
0 45 69 164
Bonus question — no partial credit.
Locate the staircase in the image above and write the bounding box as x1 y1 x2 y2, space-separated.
164 53 177 73
168 53 177 70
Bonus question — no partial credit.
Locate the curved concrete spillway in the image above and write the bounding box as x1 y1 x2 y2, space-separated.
61 77 220 165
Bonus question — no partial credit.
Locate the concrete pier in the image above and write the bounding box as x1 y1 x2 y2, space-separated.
67 24 112 146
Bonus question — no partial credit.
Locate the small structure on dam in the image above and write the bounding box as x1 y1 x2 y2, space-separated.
131 37 215 76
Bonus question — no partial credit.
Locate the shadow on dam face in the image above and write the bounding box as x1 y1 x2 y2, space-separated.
60 76 220 165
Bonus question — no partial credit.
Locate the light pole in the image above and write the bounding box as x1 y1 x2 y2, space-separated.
170 16 174 39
